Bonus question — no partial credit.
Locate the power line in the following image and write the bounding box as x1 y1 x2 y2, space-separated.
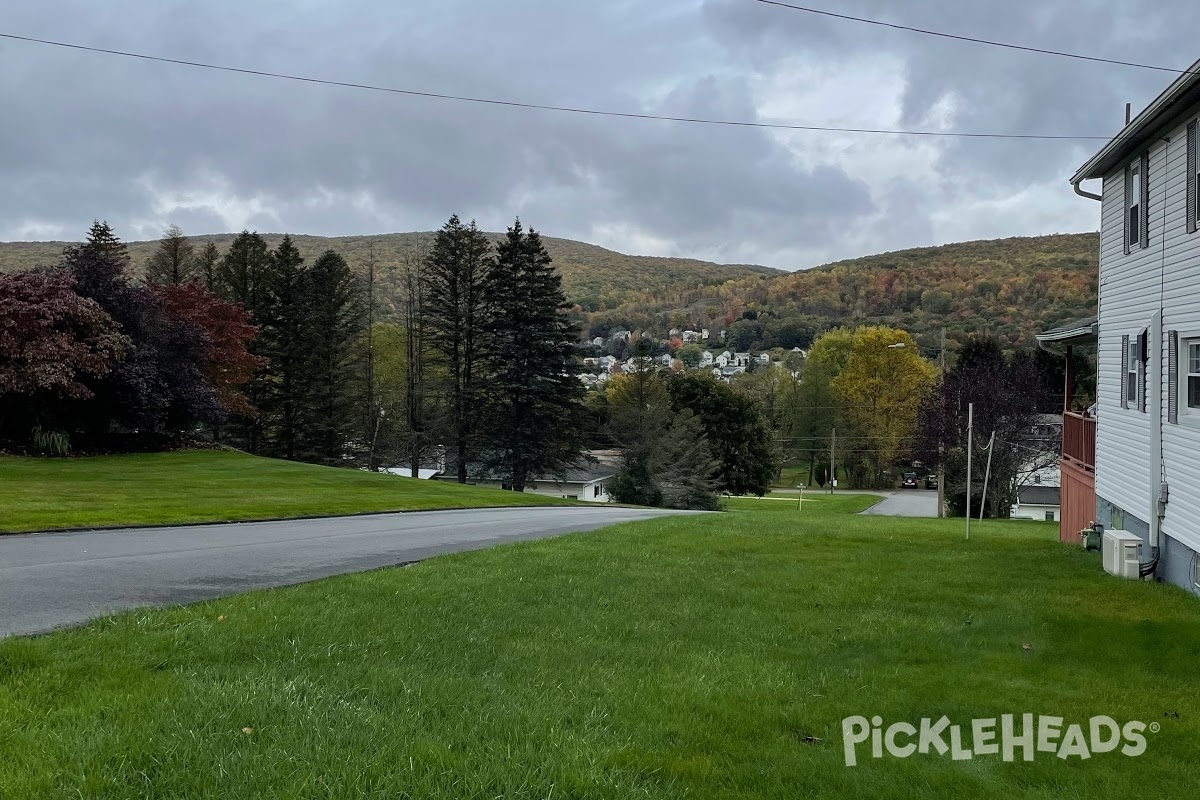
0 30 1113 141
750 0 1197 77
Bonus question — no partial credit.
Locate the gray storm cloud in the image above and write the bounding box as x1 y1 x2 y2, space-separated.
0 0 1194 268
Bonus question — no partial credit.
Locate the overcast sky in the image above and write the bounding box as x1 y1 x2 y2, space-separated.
1 0 1195 269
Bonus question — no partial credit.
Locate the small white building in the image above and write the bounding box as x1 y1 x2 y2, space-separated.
1011 486 1062 523
700 351 714 366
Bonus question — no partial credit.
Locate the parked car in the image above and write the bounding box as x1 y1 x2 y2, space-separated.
900 472 918 489
925 474 938 490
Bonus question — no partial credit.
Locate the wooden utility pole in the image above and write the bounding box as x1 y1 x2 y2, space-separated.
979 430 996 521
937 327 946 518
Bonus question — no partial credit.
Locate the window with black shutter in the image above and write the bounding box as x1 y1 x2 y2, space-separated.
1126 162 1141 251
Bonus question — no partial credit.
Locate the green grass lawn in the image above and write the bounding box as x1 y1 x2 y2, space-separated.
3 498 1198 798
724 493 881 515
0 450 569 532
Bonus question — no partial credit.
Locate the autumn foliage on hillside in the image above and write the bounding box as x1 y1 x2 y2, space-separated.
582 234 1099 352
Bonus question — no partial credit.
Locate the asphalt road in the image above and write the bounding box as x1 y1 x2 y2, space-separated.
860 490 940 517
0 506 690 637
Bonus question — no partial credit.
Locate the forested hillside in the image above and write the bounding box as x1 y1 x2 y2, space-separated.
0 230 1098 349
0 233 778 313
585 233 1099 352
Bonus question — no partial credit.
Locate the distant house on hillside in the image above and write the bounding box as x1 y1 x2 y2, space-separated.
700 351 714 366
1054 54 1200 593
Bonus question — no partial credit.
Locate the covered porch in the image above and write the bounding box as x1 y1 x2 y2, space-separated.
1036 316 1097 544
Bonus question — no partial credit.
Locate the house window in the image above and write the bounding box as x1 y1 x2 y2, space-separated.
1188 339 1200 411
1045 511 1055 522
1127 160 1142 248
1127 338 1139 407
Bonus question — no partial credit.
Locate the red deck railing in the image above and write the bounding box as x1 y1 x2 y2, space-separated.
1062 411 1096 471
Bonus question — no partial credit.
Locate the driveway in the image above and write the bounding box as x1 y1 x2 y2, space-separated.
0 506 690 637
860 490 940 518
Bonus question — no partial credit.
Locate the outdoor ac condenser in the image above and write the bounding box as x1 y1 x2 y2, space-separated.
1101 530 1143 580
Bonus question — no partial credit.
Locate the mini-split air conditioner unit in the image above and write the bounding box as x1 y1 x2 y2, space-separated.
1102 530 1143 580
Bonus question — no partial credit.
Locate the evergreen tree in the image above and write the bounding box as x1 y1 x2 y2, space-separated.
145 225 196 285
421 215 494 483
479 220 586 491
215 231 271 320
214 231 271 450
298 250 364 463
197 242 221 292
83 220 129 267
606 354 720 509
260 235 308 460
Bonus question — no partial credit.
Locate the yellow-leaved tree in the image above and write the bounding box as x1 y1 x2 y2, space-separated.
832 326 938 487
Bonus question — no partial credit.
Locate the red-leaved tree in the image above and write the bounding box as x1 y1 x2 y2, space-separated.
0 270 129 400
153 282 264 416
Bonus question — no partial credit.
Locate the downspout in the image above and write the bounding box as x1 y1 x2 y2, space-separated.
1150 310 1163 555
1072 178 1102 202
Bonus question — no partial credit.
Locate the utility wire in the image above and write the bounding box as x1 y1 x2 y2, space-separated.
750 0 1198 77
0 30 1114 141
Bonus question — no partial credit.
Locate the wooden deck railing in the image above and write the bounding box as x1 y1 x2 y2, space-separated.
1062 411 1096 471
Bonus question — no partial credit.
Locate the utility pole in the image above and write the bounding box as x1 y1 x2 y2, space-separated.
979 430 996 521
830 427 836 495
965 403 974 540
937 327 946 518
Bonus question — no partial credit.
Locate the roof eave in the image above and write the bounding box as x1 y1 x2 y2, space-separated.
1071 56 1200 184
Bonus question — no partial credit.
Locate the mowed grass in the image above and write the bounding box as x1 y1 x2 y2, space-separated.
724 493 881 514
0 450 569 532
3 501 1199 798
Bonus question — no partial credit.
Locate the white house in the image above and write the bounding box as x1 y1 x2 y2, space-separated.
1011 486 1062 523
1068 55 1200 593
434 452 619 502
700 351 714 366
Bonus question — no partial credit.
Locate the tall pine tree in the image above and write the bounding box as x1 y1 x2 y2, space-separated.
260 235 308 460
197 242 222 292
421 215 493 483
145 225 196 285
480 219 586 490
214 231 271 451
298 250 364 463
215 231 271 320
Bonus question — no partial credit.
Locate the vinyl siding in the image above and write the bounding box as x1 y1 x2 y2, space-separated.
1096 97 1200 554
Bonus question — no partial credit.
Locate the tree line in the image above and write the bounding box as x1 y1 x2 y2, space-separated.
2 216 783 510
